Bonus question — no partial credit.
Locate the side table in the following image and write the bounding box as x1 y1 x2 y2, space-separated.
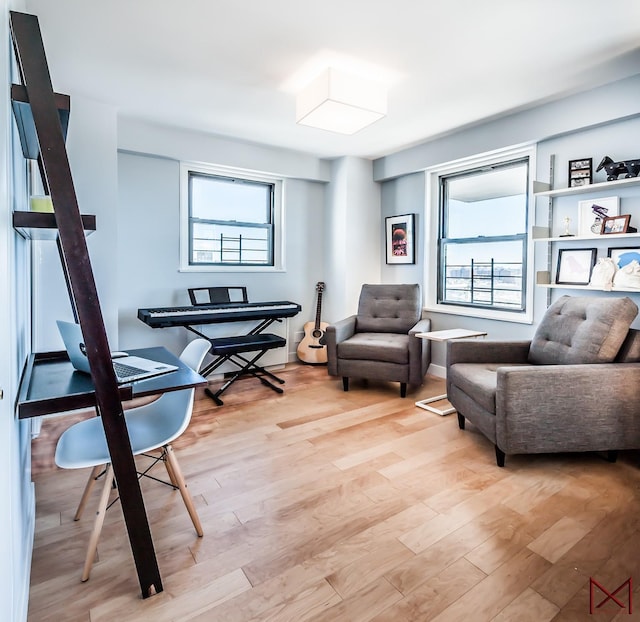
415 328 487 415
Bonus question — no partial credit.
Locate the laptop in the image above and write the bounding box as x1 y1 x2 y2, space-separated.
57 320 178 384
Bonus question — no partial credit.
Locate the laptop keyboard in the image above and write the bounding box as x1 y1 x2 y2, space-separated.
113 361 148 379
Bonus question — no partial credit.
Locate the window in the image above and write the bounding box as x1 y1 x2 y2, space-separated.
425 147 534 322
180 163 283 271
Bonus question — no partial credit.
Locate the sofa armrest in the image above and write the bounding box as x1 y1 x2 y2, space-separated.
409 318 432 384
496 363 640 453
447 339 531 366
325 315 357 376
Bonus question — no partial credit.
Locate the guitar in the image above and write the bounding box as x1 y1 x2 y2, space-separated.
297 282 328 365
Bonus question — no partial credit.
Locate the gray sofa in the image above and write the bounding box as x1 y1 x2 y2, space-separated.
447 295 640 466
326 283 431 397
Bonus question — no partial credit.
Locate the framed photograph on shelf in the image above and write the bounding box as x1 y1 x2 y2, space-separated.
568 158 592 188
600 214 636 234
385 213 415 264
555 248 597 285
608 246 640 268
577 196 619 237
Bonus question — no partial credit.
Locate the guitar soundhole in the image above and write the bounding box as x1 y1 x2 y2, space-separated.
312 329 323 338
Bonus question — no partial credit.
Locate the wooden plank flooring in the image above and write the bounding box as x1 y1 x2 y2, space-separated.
27 364 640 621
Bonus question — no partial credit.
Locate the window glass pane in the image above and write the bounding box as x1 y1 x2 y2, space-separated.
441 240 524 309
187 170 276 267
438 156 529 313
445 163 527 238
190 174 271 224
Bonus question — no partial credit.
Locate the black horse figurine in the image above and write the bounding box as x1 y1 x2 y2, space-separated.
596 156 640 181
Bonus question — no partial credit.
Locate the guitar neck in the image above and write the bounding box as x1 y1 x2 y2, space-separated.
314 291 323 330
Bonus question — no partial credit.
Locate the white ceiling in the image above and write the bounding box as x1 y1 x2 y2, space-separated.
24 0 640 160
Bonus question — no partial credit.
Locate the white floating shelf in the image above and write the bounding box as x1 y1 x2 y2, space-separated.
532 232 640 243
536 271 640 293
533 176 640 198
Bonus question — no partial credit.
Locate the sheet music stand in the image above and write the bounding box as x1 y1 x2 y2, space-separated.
188 286 247 306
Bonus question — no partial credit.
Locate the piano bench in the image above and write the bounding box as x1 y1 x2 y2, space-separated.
207 333 286 356
203 333 287 406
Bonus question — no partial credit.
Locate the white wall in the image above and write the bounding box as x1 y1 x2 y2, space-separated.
374 74 640 182
116 133 327 359
32 95 119 352
376 77 640 371
323 156 381 323
380 172 425 287
118 117 331 183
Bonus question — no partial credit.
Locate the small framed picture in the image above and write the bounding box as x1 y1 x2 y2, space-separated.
385 213 415 264
600 214 635 234
568 158 592 188
577 196 619 237
555 248 597 285
608 246 640 268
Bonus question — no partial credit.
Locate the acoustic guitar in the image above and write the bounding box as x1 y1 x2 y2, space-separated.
297 281 328 365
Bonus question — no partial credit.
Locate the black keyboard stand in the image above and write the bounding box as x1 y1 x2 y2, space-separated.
141 287 300 406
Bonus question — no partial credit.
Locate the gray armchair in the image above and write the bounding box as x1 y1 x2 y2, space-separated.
447 295 640 466
326 283 431 397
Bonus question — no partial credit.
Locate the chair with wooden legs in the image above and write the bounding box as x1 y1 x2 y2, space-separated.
54 338 210 581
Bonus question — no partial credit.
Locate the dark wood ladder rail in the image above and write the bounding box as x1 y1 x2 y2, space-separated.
10 11 163 597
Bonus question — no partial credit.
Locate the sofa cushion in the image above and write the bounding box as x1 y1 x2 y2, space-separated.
356 284 421 334
337 333 410 365
528 295 638 365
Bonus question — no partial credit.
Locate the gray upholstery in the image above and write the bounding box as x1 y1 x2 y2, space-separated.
326 284 431 396
616 328 640 363
447 295 640 466
338 333 412 365
355 284 422 333
528 295 638 364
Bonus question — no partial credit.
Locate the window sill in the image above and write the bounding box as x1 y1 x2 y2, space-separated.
423 302 533 324
179 265 285 273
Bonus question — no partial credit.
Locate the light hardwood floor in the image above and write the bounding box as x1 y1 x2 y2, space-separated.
28 364 640 621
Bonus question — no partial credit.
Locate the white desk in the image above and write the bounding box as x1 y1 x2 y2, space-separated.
415 328 487 415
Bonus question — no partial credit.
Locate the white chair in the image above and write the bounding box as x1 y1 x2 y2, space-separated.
54 338 210 582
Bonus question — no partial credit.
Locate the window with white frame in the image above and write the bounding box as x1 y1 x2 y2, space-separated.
180 163 283 271
426 147 534 322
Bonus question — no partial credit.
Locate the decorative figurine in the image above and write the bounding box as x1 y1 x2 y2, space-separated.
596 155 640 181
559 216 574 237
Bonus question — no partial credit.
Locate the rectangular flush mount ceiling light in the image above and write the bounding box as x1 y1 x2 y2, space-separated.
296 68 387 135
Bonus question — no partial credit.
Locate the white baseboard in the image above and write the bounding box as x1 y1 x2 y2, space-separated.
428 363 446 379
15 481 35 622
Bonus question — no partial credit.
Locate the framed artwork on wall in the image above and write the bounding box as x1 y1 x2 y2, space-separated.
385 213 415 264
